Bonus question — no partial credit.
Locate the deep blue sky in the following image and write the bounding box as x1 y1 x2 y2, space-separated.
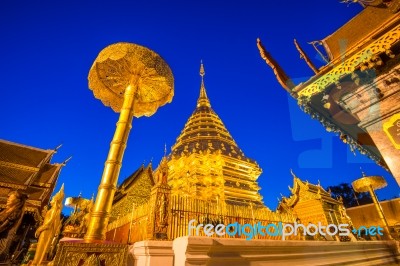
1 0 398 213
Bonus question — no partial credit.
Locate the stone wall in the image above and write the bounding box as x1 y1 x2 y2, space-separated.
129 236 400 266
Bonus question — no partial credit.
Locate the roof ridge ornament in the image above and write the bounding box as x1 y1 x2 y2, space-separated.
197 60 211 107
290 168 297 179
257 38 295 92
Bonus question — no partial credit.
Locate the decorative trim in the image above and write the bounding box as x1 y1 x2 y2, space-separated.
0 160 39 172
298 102 386 169
383 113 400 149
297 24 400 98
51 241 128 266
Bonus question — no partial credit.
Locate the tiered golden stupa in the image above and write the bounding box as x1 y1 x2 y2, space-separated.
106 63 296 244
168 63 263 206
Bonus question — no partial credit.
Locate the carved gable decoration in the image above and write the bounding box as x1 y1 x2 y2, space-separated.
110 164 155 219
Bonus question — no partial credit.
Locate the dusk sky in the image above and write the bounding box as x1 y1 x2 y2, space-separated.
1 0 398 213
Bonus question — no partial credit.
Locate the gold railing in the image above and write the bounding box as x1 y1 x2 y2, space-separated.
107 194 298 243
169 195 297 240
106 202 149 243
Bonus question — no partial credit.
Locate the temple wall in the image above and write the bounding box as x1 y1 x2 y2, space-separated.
128 237 400 266
340 64 400 185
346 198 400 237
293 200 328 225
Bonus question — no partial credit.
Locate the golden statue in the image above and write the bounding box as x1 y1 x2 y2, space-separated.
30 184 64 266
0 191 28 258
79 200 93 236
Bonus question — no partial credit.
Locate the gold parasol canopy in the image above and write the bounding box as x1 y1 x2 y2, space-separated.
65 196 92 209
352 175 387 193
88 42 174 116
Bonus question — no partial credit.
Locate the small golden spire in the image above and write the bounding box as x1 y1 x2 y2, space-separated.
200 60 205 77
197 60 211 107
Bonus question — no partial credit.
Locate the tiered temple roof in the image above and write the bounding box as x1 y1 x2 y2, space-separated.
0 139 64 220
277 171 350 230
257 1 400 184
278 171 341 212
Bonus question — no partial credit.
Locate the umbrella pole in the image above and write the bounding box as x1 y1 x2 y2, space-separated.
85 84 136 241
367 185 393 240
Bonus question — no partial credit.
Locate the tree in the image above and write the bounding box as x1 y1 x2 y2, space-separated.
326 183 372 208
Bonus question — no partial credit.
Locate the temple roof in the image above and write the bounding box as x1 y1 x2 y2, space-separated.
0 139 64 216
256 2 400 170
113 164 154 203
0 139 54 169
322 2 399 62
278 171 340 209
171 63 256 164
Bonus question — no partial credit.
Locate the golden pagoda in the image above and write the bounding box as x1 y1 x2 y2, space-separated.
106 63 296 244
168 62 263 206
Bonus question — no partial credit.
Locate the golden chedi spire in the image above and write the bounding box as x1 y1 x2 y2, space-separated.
168 62 263 206
197 61 211 108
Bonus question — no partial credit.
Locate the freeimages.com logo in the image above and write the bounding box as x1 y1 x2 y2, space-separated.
188 219 357 240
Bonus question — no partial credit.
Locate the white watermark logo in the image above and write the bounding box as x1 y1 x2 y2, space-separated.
188 220 353 240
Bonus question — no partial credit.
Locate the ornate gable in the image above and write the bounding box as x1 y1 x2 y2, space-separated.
110 164 155 219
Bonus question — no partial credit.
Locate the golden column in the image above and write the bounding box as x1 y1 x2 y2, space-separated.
84 43 174 241
352 174 393 240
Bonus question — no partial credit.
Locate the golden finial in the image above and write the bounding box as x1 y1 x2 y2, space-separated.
164 143 167 157
54 144 63 152
62 156 72 165
290 169 298 180
200 60 205 77
197 60 211 107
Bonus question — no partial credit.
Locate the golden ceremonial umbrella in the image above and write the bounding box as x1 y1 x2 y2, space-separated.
352 174 393 240
88 42 174 115
352 175 387 193
85 42 174 241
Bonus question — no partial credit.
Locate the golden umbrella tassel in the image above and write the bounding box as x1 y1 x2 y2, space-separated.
352 174 393 240
85 42 174 241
